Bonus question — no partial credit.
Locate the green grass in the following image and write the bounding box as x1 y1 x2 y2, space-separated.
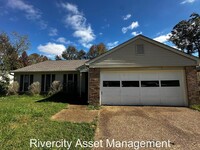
190 104 200 111
87 104 101 110
0 95 96 150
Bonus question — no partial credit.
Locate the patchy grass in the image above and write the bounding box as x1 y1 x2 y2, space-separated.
190 104 200 111
87 104 101 110
0 95 96 150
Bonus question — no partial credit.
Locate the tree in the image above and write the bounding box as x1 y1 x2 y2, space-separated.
0 32 29 74
77 50 86 59
0 32 29 94
87 43 107 59
62 46 78 60
97 43 107 55
28 53 48 65
55 55 62 60
87 45 97 59
18 51 29 67
169 13 200 57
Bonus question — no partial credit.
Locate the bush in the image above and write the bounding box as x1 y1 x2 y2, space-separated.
0 81 8 95
48 81 63 96
7 81 19 95
28 82 41 95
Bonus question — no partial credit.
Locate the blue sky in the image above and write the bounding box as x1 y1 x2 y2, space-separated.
0 0 200 58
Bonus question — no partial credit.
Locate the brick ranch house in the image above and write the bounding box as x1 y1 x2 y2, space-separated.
13 35 200 106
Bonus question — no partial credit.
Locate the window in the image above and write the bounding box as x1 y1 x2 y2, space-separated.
41 74 56 92
141 81 159 87
103 81 120 87
20 75 24 91
63 74 78 94
41 75 45 92
122 81 139 87
161 80 180 87
19 74 34 92
136 44 144 55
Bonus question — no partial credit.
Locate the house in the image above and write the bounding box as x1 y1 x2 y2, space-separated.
13 35 200 106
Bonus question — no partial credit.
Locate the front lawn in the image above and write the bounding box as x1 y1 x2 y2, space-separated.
0 95 96 150
190 104 200 111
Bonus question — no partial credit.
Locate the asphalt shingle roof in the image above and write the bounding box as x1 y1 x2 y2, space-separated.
13 60 88 73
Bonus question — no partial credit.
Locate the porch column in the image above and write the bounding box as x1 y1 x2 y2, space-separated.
185 66 200 105
88 68 100 105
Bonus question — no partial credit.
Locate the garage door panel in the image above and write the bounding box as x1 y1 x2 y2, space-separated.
120 72 140 80
121 88 140 105
140 72 159 80
100 70 187 106
159 71 183 80
160 88 184 106
140 88 161 105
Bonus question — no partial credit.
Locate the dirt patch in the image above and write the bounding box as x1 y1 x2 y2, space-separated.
51 105 99 123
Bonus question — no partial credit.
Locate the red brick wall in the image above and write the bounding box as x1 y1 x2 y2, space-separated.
185 66 200 105
88 68 100 105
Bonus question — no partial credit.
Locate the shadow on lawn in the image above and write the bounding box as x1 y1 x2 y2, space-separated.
37 92 88 105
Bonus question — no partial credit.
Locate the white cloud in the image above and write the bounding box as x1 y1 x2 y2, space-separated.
7 0 47 29
56 37 73 45
37 42 66 56
73 26 95 43
181 0 196 4
82 43 92 49
153 33 171 43
123 14 131 20
60 2 95 48
122 21 139 34
49 28 58 36
131 31 142 36
99 32 103 35
60 2 79 14
7 0 41 20
107 41 119 49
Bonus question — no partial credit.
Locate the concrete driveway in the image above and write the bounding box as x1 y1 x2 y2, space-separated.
95 106 200 150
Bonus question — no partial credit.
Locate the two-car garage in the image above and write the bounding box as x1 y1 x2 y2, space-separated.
100 69 187 106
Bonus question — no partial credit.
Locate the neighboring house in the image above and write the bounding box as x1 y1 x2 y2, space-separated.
13 35 200 106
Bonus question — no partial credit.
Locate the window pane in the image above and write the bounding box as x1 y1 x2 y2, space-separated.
24 75 29 91
103 81 120 87
46 74 51 91
74 74 77 83
20 75 24 91
68 74 73 81
122 81 139 87
30 75 33 84
52 74 55 82
141 81 159 87
161 80 180 87
41 74 45 92
63 74 67 91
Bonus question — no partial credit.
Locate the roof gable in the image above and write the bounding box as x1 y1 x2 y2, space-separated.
87 35 199 67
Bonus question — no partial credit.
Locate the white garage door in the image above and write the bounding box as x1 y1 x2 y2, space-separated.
101 70 187 106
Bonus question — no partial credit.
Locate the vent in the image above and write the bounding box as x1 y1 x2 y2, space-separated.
136 44 144 55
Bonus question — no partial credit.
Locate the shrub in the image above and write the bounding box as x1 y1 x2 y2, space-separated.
48 81 63 96
28 82 41 95
7 81 19 95
0 81 8 95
